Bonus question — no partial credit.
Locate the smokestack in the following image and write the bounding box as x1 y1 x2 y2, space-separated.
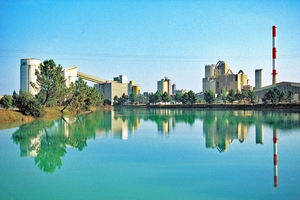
273 128 278 187
272 26 277 85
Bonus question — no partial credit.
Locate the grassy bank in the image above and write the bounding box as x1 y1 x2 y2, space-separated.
0 106 107 130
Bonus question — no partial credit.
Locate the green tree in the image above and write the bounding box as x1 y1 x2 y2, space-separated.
129 93 137 104
247 90 257 105
204 90 215 104
12 90 43 117
31 59 66 106
181 93 189 105
286 90 294 103
161 92 172 103
154 91 161 103
227 89 236 104
187 90 196 104
175 93 182 103
0 94 13 109
220 89 228 103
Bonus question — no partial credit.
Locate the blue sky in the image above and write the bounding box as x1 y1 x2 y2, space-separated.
1 0 299 95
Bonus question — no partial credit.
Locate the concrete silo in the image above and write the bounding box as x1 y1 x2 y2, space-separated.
20 58 42 95
255 69 263 89
205 64 215 78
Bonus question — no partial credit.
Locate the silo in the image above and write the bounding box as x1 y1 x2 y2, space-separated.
255 69 263 89
20 58 41 95
205 65 215 78
172 84 176 95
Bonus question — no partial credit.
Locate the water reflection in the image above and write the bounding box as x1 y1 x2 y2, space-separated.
11 109 300 175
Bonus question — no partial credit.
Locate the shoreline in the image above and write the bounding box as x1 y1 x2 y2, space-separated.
1 103 299 129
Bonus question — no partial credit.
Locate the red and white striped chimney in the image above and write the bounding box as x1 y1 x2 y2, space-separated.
273 128 278 187
272 25 277 85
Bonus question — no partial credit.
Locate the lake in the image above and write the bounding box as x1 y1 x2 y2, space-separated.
0 108 299 200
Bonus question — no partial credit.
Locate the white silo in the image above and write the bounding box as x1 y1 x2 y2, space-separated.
20 58 41 95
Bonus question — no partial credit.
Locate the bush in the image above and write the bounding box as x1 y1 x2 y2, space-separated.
13 90 44 117
0 94 13 109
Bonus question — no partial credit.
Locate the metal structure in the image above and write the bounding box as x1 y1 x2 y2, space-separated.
272 25 277 85
77 71 106 84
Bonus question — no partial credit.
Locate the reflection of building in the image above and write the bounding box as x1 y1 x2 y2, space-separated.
20 58 42 95
20 132 41 157
256 124 264 144
203 112 249 152
202 60 252 93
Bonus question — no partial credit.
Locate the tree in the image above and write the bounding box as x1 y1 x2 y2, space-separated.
175 93 182 103
220 89 228 103
30 59 66 106
227 89 236 104
204 90 215 104
161 92 172 103
154 91 162 103
187 90 196 104
286 90 294 103
181 93 189 105
247 90 257 105
12 90 43 117
129 93 137 104
0 94 13 109
119 93 128 105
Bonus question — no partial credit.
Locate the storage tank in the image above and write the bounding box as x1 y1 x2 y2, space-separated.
255 69 263 89
20 58 42 95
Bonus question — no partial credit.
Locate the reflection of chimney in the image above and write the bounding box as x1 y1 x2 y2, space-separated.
273 128 278 187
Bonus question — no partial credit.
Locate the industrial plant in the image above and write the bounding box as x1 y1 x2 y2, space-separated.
202 60 251 94
19 26 300 103
20 58 140 104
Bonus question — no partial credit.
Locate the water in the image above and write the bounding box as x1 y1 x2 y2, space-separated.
0 108 299 200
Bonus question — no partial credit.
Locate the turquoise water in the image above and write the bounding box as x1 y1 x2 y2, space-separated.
0 109 299 200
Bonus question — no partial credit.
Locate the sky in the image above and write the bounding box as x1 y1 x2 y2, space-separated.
0 0 299 95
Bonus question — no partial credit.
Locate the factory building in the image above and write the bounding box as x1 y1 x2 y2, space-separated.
20 58 42 95
63 66 77 87
94 75 140 104
157 77 171 94
202 60 251 93
254 82 300 102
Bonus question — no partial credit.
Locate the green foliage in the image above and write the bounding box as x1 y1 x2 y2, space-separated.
181 93 189 105
129 93 137 104
204 90 215 104
175 93 182 103
161 92 172 103
187 90 196 104
13 90 44 117
103 99 111 106
286 90 294 103
247 90 257 105
220 89 228 103
227 89 236 104
262 87 292 105
0 94 13 109
31 59 67 106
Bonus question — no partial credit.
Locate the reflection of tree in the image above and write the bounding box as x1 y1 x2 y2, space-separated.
35 128 67 173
